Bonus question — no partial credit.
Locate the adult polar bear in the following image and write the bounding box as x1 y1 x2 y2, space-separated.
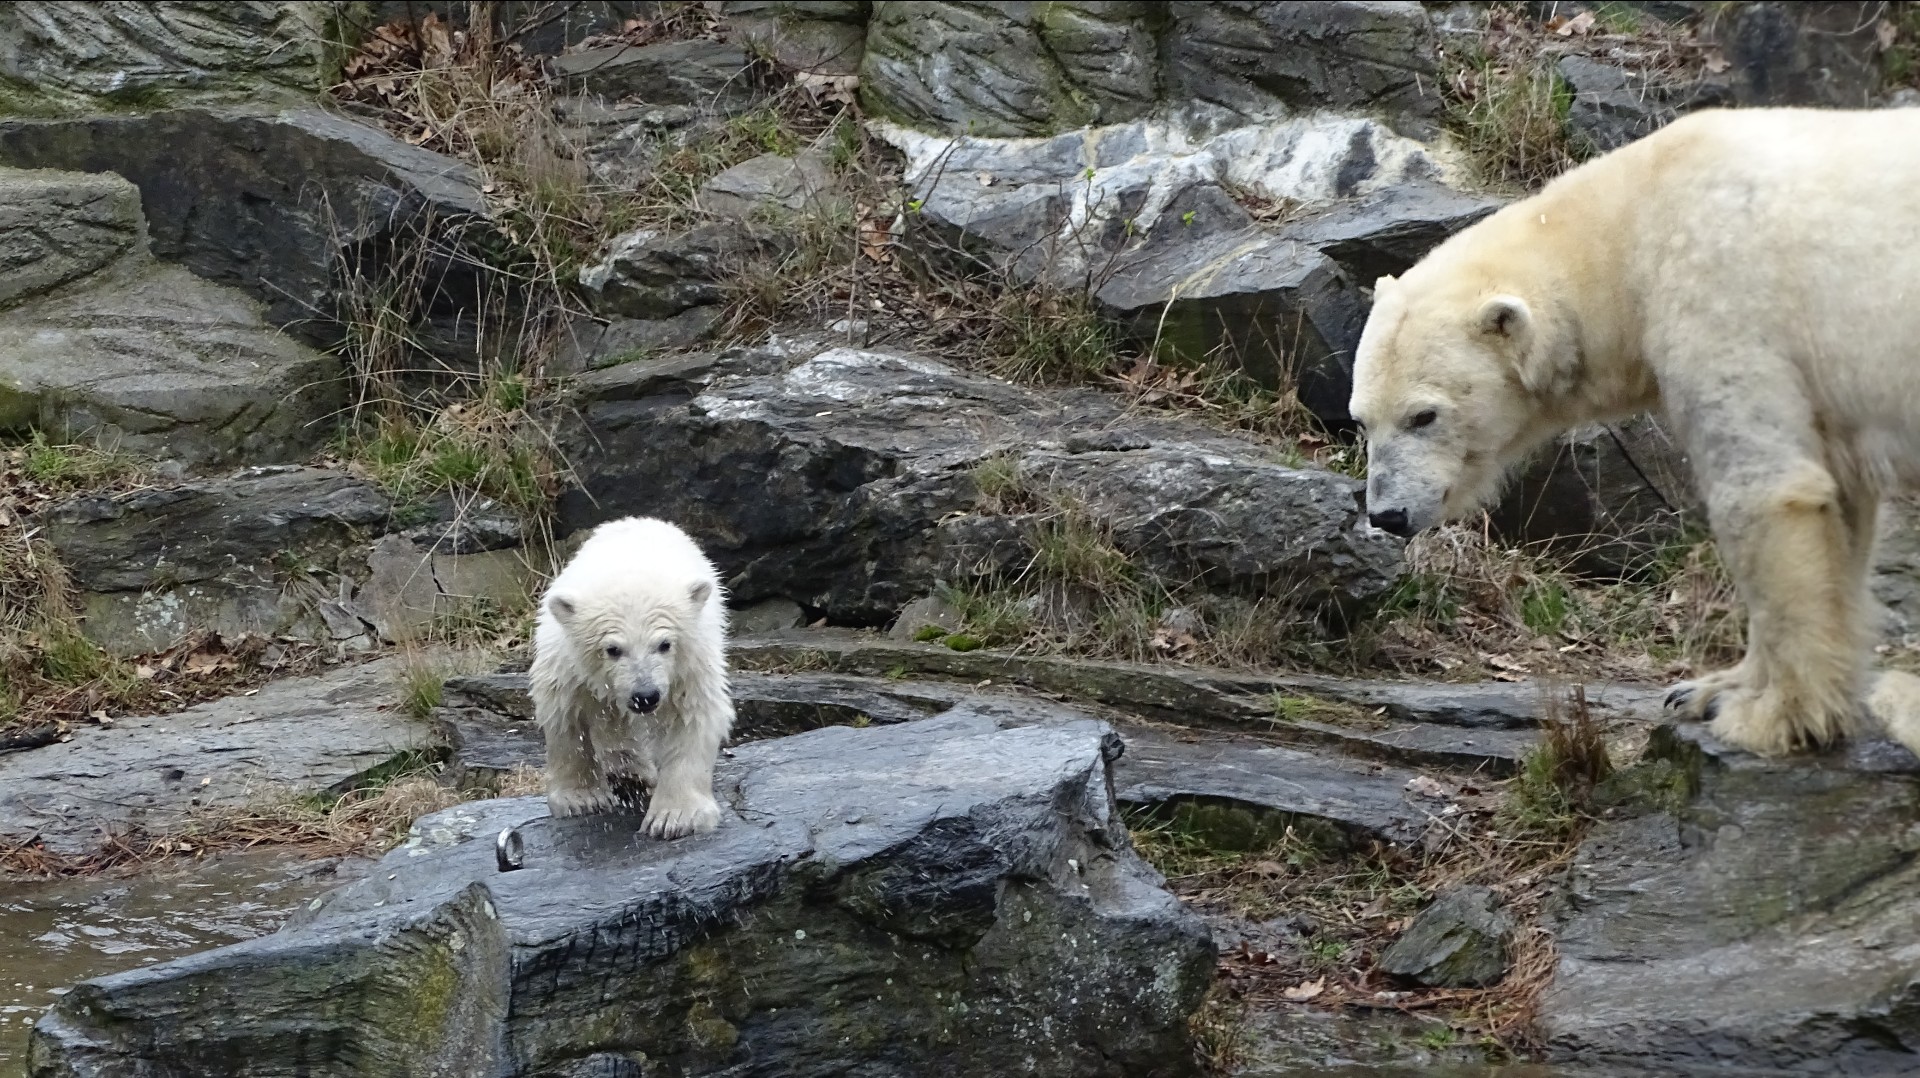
1350 107 1920 758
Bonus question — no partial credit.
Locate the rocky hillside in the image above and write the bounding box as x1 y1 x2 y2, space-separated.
5 2 1920 1076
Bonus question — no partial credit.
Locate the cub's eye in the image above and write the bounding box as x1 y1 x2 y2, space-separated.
1408 409 1438 431
657 641 672 654
604 644 624 659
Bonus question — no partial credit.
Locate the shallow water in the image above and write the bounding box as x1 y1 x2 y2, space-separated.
0 849 364 1075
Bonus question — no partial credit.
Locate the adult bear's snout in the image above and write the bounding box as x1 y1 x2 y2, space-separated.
1369 508 1414 537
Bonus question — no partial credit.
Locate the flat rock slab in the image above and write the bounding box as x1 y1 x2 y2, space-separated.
0 166 140 307
435 670 969 776
0 260 342 464
1113 724 1432 846
30 702 1217 1078
0 658 432 855
728 630 1668 773
1542 724 1920 1073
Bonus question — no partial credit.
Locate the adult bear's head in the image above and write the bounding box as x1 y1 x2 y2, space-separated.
1348 261 1587 538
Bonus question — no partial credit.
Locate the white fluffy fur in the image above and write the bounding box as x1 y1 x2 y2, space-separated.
1349 107 1920 758
531 516 733 838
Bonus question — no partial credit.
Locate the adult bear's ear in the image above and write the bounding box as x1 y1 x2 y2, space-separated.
1478 294 1530 339
1479 294 1575 396
688 580 712 607
547 594 578 625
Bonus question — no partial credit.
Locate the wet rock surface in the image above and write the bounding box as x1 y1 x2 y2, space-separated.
1542 724 1920 1073
29 703 1217 1078
0 658 432 855
553 344 1402 624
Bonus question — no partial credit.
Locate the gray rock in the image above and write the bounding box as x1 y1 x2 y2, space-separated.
1558 56 1674 155
550 38 756 106
1541 723 1920 1072
1168 1 1444 133
1488 415 1700 575
1285 182 1505 285
436 669 969 782
861 1 1158 137
0 260 342 466
0 168 141 307
40 467 390 654
731 597 807 635
360 1 660 58
30 705 1217 1077
552 344 1401 624
725 0 867 75
699 151 836 218
555 309 727 372
879 116 1476 428
578 220 784 321
0 657 432 854
1377 884 1514 988
889 594 963 641
1023 444 1396 604
0 108 488 359
1872 498 1920 641
726 631 1664 774
1096 234 1369 428
1114 725 1431 846
1714 1 1887 109
0 2 328 110
353 533 536 646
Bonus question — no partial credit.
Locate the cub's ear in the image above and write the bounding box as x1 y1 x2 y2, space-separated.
547 594 578 625
688 580 713 608
1478 294 1531 339
1373 274 1399 294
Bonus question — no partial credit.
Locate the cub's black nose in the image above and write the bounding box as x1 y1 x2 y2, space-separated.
1369 508 1413 537
629 690 662 714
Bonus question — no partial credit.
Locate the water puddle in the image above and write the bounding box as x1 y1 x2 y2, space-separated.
0 849 367 1075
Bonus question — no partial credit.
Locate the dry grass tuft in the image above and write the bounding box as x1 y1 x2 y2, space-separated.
1363 519 1742 684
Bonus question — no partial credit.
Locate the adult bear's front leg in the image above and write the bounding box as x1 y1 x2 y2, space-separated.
1666 458 1867 755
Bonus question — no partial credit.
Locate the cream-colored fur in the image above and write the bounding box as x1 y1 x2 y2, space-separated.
531 516 733 837
1349 107 1920 757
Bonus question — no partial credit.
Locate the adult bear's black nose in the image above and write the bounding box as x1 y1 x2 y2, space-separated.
629 689 662 714
1369 508 1414 537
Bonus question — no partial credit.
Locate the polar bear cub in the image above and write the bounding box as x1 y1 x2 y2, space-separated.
531 516 734 838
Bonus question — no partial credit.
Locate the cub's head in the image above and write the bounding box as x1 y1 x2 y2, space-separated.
1349 273 1576 537
545 578 714 716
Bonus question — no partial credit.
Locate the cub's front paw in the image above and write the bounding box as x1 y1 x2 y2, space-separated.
641 792 723 840
546 784 621 818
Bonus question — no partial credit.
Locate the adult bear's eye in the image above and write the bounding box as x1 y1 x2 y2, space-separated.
1409 409 1438 430
605 644 624 658
657 641 672 654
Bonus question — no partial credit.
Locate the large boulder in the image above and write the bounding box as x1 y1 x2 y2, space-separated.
0 166 343 467
860 1 1444 138
1541 724 1920 1071
0 108 490 364
878 116 1498 428
39 467 391 655
38 466 545 655
28 703 1218 1077
0 2 330 112
551 344 1402 624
